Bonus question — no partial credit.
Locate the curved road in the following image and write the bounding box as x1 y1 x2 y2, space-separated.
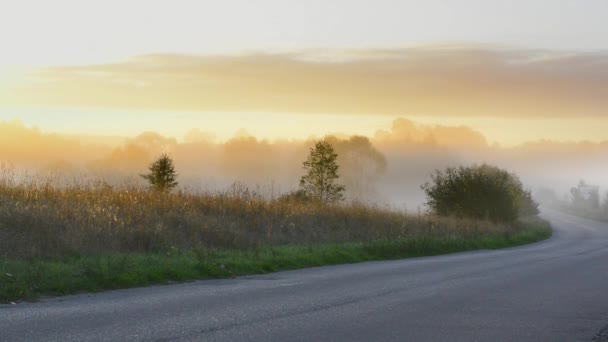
2 209 608 341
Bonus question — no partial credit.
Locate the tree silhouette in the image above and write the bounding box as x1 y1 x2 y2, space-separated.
299 140 345 202
325 135 386 198
141 154 178 192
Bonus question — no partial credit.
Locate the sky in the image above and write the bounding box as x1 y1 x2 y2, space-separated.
0 0 607 144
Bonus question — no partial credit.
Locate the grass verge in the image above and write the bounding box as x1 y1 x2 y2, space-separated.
0 217 551 303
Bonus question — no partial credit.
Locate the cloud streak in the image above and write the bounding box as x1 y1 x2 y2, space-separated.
2 47 607 118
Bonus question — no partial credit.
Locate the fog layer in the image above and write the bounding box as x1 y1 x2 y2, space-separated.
1 118 606 208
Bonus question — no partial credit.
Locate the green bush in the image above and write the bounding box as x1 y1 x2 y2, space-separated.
518 189 540 217
422 164 538 222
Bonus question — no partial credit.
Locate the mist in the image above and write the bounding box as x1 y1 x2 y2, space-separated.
1 117 606 210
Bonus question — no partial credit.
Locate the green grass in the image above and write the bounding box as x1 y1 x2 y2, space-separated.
0 217 551 303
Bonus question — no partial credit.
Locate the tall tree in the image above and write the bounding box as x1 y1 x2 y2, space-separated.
299 140 345 202
141 154 178 192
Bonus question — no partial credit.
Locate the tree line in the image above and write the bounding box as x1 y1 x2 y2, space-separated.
141 139 538 223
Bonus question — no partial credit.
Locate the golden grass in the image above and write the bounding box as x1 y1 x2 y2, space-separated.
0 167 515 259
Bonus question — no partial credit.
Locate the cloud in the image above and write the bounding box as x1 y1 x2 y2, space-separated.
2 47 607 118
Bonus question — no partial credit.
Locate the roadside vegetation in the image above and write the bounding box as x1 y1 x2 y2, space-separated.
422 164 539 222
0 143 551 302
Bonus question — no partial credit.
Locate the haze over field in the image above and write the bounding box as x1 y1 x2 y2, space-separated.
2 117 607 208
1 0 607 207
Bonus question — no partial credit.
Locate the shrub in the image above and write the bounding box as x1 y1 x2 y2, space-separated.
518 189 540 217
421 164 538 222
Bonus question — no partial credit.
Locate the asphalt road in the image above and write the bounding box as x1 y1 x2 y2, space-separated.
2 208 608 342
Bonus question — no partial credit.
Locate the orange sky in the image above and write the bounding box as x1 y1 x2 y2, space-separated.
1 47 607 145
1 2 607 145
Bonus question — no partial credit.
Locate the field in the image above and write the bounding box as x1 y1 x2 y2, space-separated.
0 171 551 302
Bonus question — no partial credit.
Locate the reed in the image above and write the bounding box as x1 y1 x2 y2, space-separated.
0 167 520 259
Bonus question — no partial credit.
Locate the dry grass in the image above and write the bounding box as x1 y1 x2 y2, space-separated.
0 166 553 302
0 167 516 259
